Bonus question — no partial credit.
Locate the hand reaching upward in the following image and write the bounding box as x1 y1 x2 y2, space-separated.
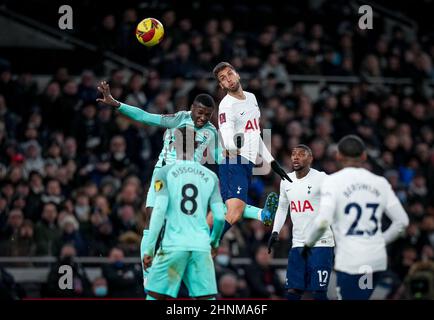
96 81 121 108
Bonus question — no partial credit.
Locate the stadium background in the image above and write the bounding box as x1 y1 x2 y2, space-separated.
0 0 433 299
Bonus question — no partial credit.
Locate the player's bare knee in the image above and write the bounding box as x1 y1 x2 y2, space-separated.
225 209 243 224
225 200 245 224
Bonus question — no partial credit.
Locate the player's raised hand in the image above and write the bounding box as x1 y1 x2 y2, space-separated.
270 160 292 182
96 81 121 108
267 231 279 254
143 255 153 271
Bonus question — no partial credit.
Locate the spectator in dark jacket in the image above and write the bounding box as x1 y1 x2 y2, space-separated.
102 247 143 297
42 244 92 297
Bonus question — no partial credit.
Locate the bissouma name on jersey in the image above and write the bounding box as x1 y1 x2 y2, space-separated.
343 183 381 199
171 166 209 182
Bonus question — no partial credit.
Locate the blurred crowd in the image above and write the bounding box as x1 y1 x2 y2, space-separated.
1 1 434 299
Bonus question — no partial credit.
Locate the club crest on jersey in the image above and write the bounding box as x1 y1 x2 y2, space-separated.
308 186 312 194
154 180 164 192
219 113 226 124
290 200 314 213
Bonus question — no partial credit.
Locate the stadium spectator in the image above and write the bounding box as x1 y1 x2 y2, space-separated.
0 0 433 299
102 247 143 297
42 244 92 297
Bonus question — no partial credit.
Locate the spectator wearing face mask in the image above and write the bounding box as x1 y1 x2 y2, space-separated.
92 277 109 298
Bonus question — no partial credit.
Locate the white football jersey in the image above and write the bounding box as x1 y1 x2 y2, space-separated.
273 168 335 248
317 167 408 274
218 91 273 164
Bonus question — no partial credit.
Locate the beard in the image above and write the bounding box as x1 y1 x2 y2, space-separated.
225 81 241 92
292 165 304 171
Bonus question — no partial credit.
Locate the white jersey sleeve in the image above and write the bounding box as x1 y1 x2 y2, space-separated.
382 180 409 244
258 137 274 164
305 175 337 247
272 178 291 234
218 101 237 151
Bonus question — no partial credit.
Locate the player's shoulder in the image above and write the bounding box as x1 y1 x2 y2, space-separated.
175 110 191 119
322 169 344 183
310 168 327 177
218 94 233 109
281 171 296 187
203 121 217 132
156 164 173 179
370 172 391 188
246 90 259 102
243 91 256 99
163 110 191 124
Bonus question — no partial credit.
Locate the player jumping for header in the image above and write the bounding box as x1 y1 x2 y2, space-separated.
213 62 292 241
96 80 280 288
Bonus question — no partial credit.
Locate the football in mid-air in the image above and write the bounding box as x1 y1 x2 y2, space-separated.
135 18 164 47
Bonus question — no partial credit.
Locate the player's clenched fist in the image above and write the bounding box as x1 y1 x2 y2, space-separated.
143 255 153 271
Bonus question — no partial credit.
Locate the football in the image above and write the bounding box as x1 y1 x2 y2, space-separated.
135 18 164 47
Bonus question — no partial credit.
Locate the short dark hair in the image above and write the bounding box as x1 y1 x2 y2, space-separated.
193 93 216 109
213 62 235 79
337 135 366 158
294 144 313 156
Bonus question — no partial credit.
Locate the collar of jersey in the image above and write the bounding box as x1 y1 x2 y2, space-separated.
175 159 195 163
294 168 312 181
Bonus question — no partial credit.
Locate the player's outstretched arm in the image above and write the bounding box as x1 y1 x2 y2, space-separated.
96 81 182 128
